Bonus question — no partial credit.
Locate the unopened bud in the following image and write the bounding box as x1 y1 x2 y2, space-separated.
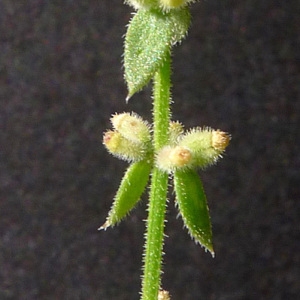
160 0 185 9
169 121 184 145
103 131 147 162
158 290 171 300
125 0 159 10
156 145 192 172
178 127 230 168
159 0 194 10
212 129 231 152
111 112 151 143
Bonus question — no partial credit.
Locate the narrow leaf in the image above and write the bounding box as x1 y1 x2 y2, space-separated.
100 160 152 229
124 8 190 98
174 169 214 255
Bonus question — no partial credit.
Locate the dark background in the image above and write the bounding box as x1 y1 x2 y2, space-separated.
1 1 299 299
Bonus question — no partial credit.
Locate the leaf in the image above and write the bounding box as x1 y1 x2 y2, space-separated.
174 169 214 256
124 8 191 98
100 160 152 229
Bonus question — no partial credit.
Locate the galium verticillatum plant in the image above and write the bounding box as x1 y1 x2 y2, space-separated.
100 1 231 299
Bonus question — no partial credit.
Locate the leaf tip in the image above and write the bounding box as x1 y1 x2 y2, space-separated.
98 221 110 231
206 244 215 257
126 87 136 102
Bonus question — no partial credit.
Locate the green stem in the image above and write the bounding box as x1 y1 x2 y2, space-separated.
152 54 171 149
141 53 171 300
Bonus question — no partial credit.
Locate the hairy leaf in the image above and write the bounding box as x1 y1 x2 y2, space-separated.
124 8 190 98
100 160 152 229
174 169 214 255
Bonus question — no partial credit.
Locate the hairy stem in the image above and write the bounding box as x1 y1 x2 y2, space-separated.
141 53 171 300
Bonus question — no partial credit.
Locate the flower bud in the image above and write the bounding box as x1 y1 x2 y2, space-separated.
159 0 195 10
111 112 151 143
156 145 192 172
158 290 170 300
169 121 184 145
212 129 231 152
125 0 159 10
178 127 231 168
103 131 147 162
160 0 185 9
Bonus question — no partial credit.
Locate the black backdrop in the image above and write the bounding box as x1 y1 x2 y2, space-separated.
1 1 299 299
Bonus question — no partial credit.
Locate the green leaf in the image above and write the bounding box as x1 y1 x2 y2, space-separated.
124 8 191 99
100 160 152 229
174 169 214 256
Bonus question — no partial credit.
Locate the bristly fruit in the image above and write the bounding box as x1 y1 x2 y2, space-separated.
177 127 231 168
103 130 148 162
111 112 151 143
125 0 159 10
156 145 192 172
156 126 230 172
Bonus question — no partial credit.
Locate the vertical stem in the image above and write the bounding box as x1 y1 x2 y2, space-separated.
141 53 171 300
152 53 171 149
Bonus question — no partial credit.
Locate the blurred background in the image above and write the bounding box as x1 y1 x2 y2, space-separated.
0 1 299 299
